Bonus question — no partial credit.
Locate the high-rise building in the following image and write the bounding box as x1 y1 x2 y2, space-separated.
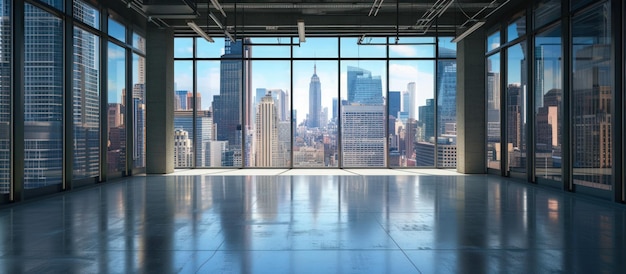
175 90 189 110
174 110 213 166
341 104 385 167
174 128 192 167
308 65 322 128
0 0 10 193
255 94 279 167
213 39 250 151
331 97 338 121
437 58 457 136
347 66 382 105
418 99 435 142
406 82 417 119
389 91 401 119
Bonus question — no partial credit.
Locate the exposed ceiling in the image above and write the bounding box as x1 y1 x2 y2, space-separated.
126 0 516 40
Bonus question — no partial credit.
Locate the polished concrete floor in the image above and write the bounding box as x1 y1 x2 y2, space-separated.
0 169 625 273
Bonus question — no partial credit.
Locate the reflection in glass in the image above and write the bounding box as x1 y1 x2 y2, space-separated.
247 60 291 167
341 62 386 167
293 61 338 167
534 0 560 30
108 17 125 42
107 43 126 174
73 27 100 179
487 54 501 170
571 3 612 190
506 42 528 174
507 15 526 42
388 61 435 167
488 31 500 52
73 0 99 29
0 0 11 193
534 26 562 181
25 4 64 188
132 32 145 52
132 53 146 169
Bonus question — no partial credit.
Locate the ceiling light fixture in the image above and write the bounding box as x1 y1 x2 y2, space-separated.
209 12 224 29
451 21 485 43
297 20 306 43
209 0 227 17
187 21 214 43
368 0 385 17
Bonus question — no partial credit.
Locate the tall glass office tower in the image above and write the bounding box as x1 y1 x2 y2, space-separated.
24 4 64 188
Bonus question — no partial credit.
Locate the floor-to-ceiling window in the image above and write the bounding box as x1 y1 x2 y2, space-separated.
486 51 502 171
107 18 127 175
173 36 455 169
132 32 146 170
24 3 64 190
0 0 11 194
571 1 613 192
534 25 562 183
506 15 528 176
72 0 100 180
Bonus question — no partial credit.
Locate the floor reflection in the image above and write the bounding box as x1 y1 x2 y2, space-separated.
0 173 624 273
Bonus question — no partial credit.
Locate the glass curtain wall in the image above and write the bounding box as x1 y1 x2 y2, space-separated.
487 53 502 170
534 26 562 182
24 3 64 189
132 45 146 169
388 60 434 167
0 0 10 194
107 42 126 174
571 2 613 191
174 36 455 168
506 42 528 175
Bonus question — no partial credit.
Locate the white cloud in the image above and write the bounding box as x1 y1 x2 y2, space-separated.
389 45 417 57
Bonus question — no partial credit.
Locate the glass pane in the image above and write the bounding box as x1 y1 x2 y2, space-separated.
73 27 100 179
534 0 560 30
247 37 290 58
132 54 145 169
196 37 225 58
506 42 528 174
73 0 99 29
174 61 194 167
0 0 11 194
247 61 291 167
487 31 500 51
438 37 456 58
41 0 63 10
487 53 501 170
341 62 386 167
507 15 526 42
108 18 126 42
292 61 338 167
174 37 193 58
212 40 246 167
571 3 612 191
571 0 595 11
340 37 387 58
25 4 63 188
293 38 338 58
107 42 126 174
534 26 562 181
132 32 145 53
196 61 220 167
437 58 457 168
389 37 435 58
388 61 435 167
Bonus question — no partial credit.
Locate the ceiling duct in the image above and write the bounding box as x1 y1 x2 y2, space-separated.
141 0 198 19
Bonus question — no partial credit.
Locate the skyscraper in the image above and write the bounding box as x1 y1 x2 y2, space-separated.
308 65 322 128
255 94 279 167
24 4 64 188
341 104 386 167
389 91 401 118
418 99 435 142
347 66 382 105
0 0 11 193
213 39 250 152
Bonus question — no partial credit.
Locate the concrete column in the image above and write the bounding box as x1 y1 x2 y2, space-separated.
456 29 486 174
146 26 174 174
